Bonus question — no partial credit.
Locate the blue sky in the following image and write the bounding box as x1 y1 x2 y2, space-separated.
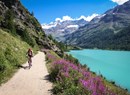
20 0 127 24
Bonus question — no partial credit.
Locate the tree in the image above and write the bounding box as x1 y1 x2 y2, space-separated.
1 0 16 8
16 28 35 47
31 11 34 16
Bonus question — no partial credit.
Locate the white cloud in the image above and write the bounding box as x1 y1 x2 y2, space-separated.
78 14 99 21
111 0 129 5
55 16 73 22
62 16 73 21
55 18 62 22
54 14 99 23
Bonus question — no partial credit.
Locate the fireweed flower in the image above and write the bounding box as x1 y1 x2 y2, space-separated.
48 56 116 95
47 53 56 59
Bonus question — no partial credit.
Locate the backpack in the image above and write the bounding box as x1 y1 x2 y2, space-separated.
28 49 32 57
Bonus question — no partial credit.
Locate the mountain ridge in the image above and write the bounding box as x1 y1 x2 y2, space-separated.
65 0 130 50
42 14 98 41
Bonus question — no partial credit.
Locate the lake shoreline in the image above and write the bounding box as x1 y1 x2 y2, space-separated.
70 48 130 52
68 49 130 92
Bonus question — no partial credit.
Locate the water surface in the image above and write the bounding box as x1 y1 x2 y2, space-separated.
68 49 130 91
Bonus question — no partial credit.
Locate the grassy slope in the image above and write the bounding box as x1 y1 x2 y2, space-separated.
0 29 37 84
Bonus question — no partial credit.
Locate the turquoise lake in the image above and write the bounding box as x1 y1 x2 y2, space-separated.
68 49 130 91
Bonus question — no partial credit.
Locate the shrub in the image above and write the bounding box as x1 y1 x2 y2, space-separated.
1 0 16 8
4 9 16 36
0 53 7 72
48 35 68 52
111 81 115 85
16 28 36 47
64 54 79 65
4 47 19 67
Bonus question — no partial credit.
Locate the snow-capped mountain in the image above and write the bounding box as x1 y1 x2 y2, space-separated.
42 14 99 41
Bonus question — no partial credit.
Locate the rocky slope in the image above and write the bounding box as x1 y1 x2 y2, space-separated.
0 0 62 54
65 0 130 50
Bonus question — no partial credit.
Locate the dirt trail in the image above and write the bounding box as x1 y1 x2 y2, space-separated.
0 51 52 95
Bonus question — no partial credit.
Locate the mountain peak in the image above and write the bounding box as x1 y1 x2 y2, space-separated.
42 14 99 29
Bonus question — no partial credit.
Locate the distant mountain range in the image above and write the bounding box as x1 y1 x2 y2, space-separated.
43 0 130 50
42 15 98 41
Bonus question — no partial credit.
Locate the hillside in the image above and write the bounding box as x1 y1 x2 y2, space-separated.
0 29 31 84
65 0 130 50
0 0 62 84
0 0 62 52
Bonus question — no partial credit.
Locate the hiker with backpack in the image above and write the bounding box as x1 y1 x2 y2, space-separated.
27 48 33 69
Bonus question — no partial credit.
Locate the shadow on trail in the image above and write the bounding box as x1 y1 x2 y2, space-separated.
44 74 51 81
43 74 53 83
17 65 29 70
43 74 53 93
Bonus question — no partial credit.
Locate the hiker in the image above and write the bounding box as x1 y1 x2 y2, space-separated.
27 48 33 69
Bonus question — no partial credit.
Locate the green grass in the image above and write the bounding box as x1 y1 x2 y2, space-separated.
0 29 38 84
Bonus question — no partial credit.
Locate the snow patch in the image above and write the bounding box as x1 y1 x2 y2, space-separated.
58 29 65 32
42 24 57 29
67 25 79 28
97 14 106 19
